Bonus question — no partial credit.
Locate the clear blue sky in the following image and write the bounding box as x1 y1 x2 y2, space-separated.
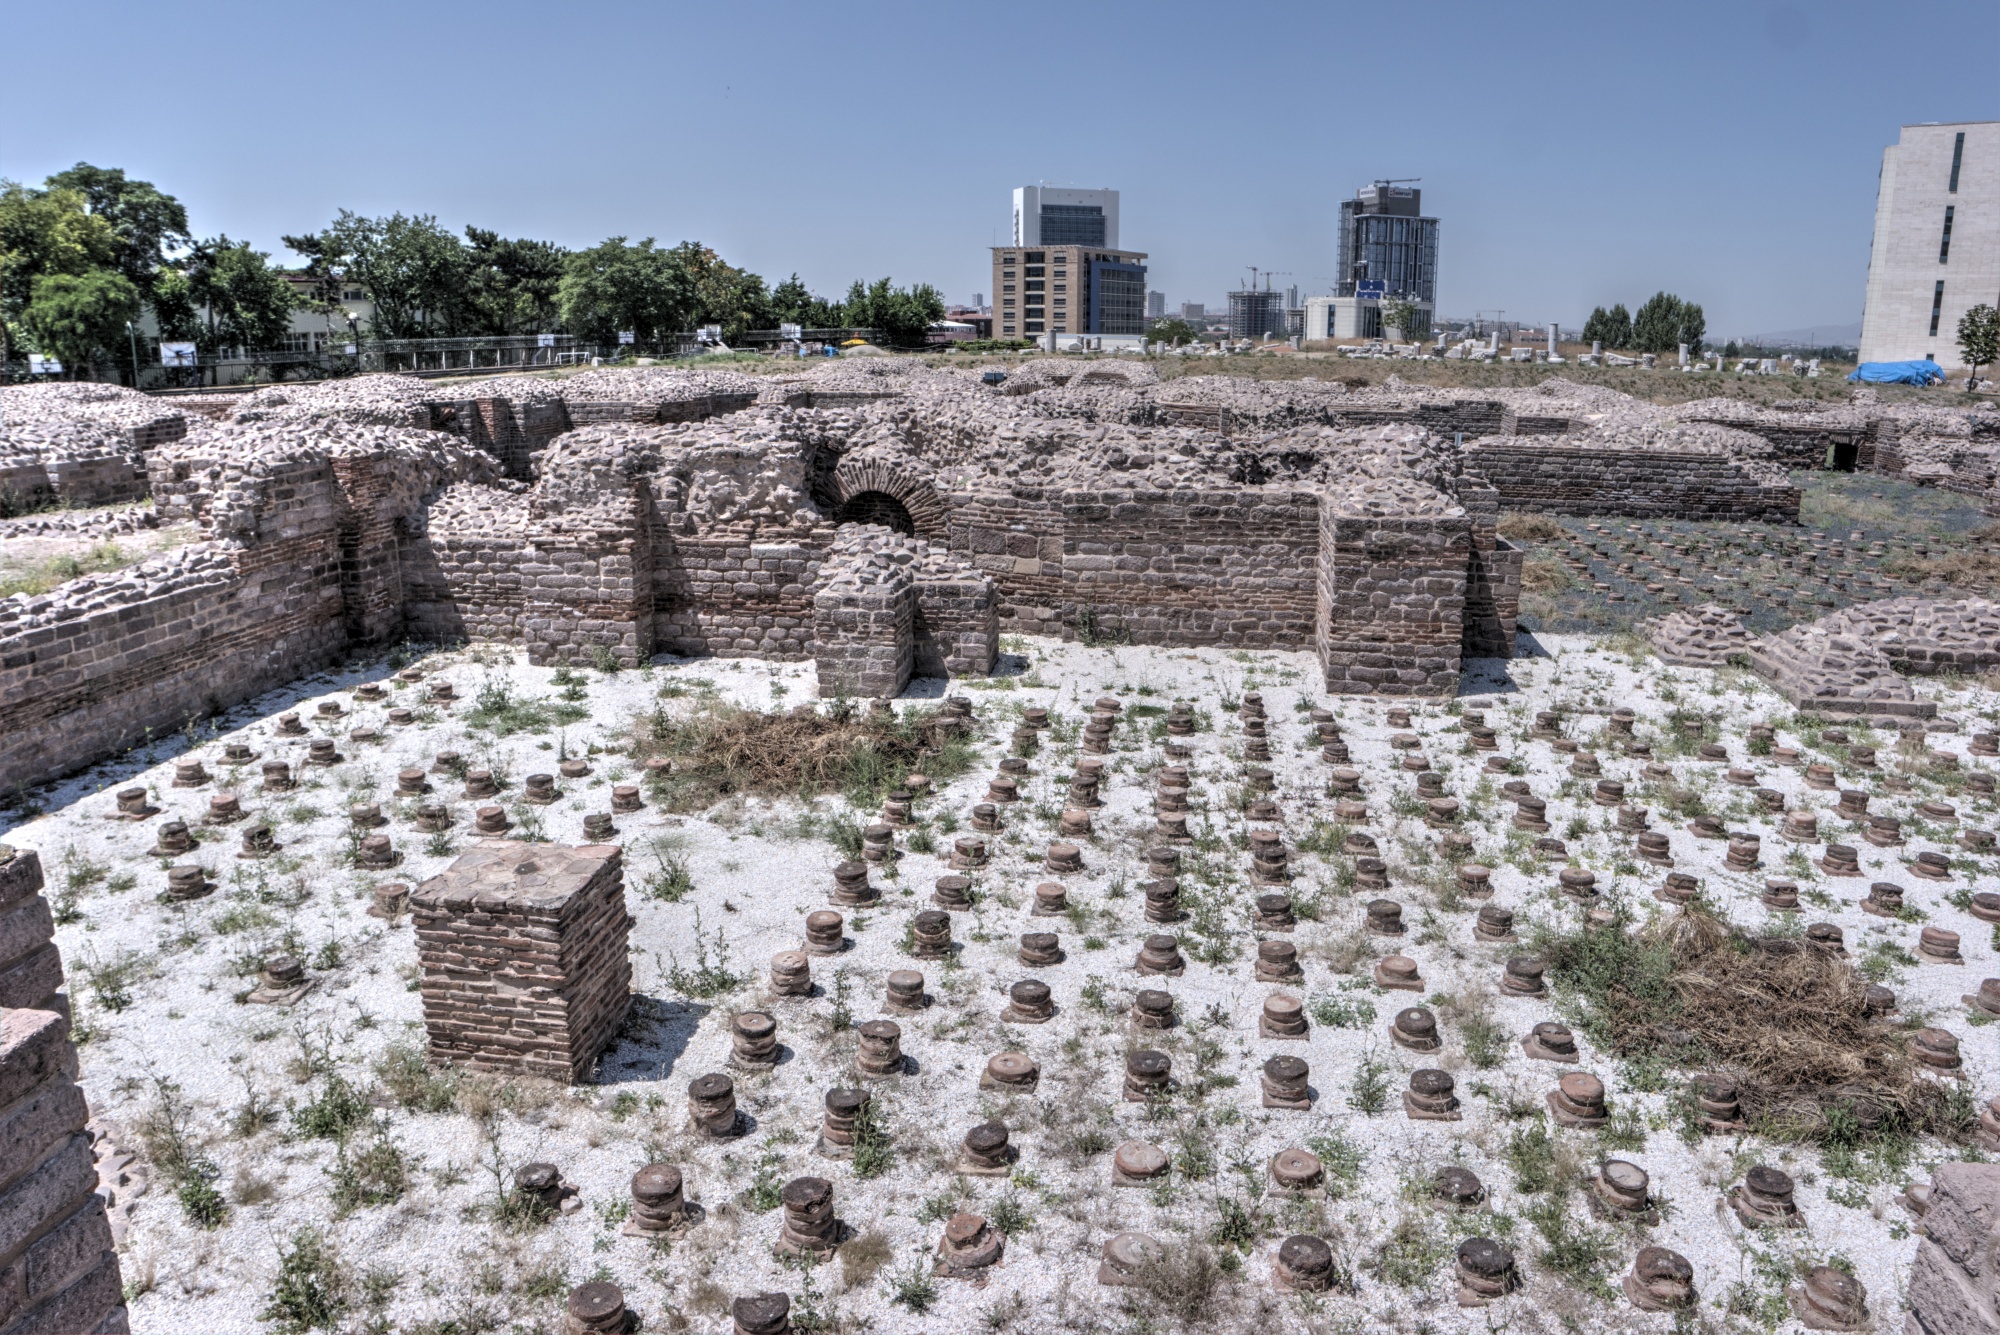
5 0 1994 338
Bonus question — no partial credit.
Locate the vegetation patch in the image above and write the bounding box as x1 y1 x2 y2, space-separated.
630 699 978 810
1537 908 1968 1141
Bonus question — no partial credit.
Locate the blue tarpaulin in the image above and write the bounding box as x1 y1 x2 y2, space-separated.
1847 360 1945 385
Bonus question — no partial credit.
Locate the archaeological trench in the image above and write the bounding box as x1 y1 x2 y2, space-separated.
2 360 2000 1332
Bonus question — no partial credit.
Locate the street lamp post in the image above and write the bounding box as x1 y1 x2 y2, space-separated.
126 321 139 389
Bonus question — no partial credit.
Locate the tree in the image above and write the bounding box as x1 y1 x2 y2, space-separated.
186 237 298 355
42 163 188 302
1581 303 1632 350
842 278 945 347
0 182 120 358
769 274 841 329
557 237 696 347
1147 317 1197 347
19 270 140 376
463 227 566 335
283 211 469 338
1957 304 2000 390
668 242 773 342
1379 298 1422 340
1629 292 1705 356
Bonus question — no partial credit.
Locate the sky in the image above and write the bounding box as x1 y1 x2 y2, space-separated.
4 1 1994 339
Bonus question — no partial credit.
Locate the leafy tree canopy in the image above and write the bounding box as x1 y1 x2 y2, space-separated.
1147 317 1198 346
842 278 945 347
43 163 189 299
1630 292 1705 356
464 226 567 335
557 236 696 347
20 270 141 372
0 182 120 353
283 211 469 338
186 236 298 353
1958 304 1999 389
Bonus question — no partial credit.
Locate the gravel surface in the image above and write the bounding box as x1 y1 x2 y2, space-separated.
7 633 1997 1334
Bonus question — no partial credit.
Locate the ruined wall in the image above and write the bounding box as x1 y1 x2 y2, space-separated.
651 534 827 661
812 546 916 699
411 842 633 1083
1316 486 1472 696
0 847 127 1335
0 543 347 790
1464 442 1801 520
1907 1162 2000 1335
1058 487 1322 649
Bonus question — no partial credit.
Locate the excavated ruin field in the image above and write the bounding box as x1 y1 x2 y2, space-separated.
7 627 1998 1334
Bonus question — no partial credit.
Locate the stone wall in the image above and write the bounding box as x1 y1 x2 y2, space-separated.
813 545 916 699
1907 1162 2000 1335
1464 441 1801 520
1316 484 1473 696
0 847 127 1335
410 841 633 1083
0 539 348 791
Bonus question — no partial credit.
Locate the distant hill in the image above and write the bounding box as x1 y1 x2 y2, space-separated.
1733 321 1861 348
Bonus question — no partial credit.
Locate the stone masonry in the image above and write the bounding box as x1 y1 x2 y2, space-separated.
0 847 127 1335
1906 1162 2000 1335
410 841 634 1083
813 532 917 700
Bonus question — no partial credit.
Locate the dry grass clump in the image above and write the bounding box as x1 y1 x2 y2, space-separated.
1885 542 2000 591
629 699 978 811
1540 909 1965 1141
1497 512 1567 543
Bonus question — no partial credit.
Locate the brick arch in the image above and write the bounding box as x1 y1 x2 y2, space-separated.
829 457 950 538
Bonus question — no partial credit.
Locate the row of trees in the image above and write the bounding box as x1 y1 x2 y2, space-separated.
1581 292 1707 356
1 166 301 376
0 162 947 378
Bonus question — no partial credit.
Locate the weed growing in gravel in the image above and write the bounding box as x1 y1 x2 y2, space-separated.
1348 1053 1391 1115
664 910 744 998
886 1258 937 1314
262 1229 347 1333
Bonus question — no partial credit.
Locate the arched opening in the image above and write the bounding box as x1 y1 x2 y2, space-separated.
836 491 915 535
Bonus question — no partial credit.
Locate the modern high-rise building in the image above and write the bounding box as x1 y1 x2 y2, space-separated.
1012 186 1120 248
993 186 1145 338
1227 289 1289 340
992 243 1149 338
1860 121 1999 370
1146 290 1167 319
1336 181 1439 304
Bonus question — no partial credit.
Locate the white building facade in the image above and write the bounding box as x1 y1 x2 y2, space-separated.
1860 121 2000 370
1012 186 1120 249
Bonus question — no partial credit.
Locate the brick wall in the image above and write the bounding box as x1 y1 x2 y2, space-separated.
813 554 915 699
1316 508 1472 696
411 842 633 1083
1465 441 1801 520
0 846 127 1335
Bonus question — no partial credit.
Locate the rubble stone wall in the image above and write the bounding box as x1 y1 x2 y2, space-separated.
1907 1162 2000 1335
1464 442 1802 520
410 842 633 1083
0 847 127 1335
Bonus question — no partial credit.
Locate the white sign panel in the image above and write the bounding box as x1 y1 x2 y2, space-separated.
779 323 803 341
160 341 197 368
536 333 557 348
27 355 62 375
617 331 636 345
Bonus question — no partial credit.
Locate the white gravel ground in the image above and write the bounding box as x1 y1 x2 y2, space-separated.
6 632 1997 1335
